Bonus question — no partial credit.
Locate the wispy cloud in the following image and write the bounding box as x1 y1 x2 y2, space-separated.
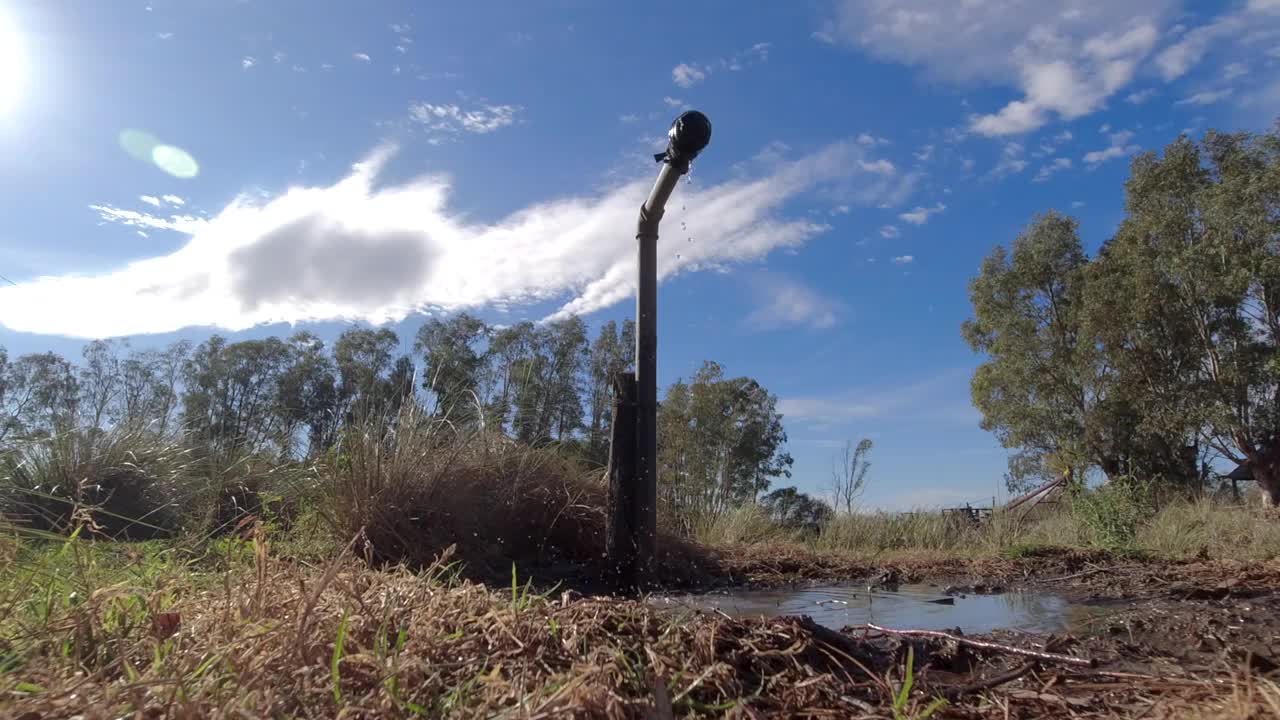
778 369 975 427
891 255 914 265
140 195 161 207
672 42 771 88
821 3 1171 137
1175 88 1234 106
672 63 708 88
1126 88 1157 104
1223 62 1249 81
2 139 908 337
89 205 205 235
879 225 901 239
1083 129 1140 167
353 52 371 63
991 142 1027 177
409 102 522 136
743 274 841 331
898 202 945 225
241 56 256 70
162 195 185 206
857 133 890 147
1033 157 1073 182
858 159 896 175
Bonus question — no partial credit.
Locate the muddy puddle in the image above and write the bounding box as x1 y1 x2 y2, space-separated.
651 583 1109 635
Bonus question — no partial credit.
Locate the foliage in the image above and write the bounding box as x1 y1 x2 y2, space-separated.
758 486 832 535
966 125 1280 505
1069 477 1154 552
656 361 793 533
1089 129 1280 504
830 438 873 514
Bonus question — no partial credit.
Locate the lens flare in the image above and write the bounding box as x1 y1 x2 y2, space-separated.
118 129 200 179
152 144 199 179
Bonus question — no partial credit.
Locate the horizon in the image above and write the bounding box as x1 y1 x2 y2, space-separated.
1 0 1275 510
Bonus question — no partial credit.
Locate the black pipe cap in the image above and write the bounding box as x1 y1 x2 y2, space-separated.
656 110 711 164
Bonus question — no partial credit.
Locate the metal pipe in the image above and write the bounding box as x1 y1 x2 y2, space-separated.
633 111 710 583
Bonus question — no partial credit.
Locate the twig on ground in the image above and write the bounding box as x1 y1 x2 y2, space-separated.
942 662 1038 700
850 623 1097 668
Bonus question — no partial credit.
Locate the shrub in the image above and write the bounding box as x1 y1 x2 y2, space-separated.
0 427 191 539
1070 477 1153 552
326 406 606 576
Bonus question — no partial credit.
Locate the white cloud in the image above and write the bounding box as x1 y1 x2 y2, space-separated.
778 370 972 426
241 56 256 70
662 96 684 107
1176 88 1234 105
619 113 639 123
1126 88 1157 104
2 140 908 338
1155 3 1280 81
857 133 889 146
672 43 771 88
822 2 1172 136
353 52 371 63
390 23 411 33
971 22 1159 136
898 202 945 225
1083 129 1140 166
992 142 1028 177
858 159 896 175
89 205 206 235
1053 130 1073 143
1223 62 1249 81
830 204 851 215
744 274 840 331
161 195 185 206
156 32 173 40
914 144 934 161
409 102 521 135
1033 156 1073 182
879 225 901 238
672 63 707 88
891 255 914 265
140 195 161 207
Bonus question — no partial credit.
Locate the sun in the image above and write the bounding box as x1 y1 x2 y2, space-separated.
0 14 26 115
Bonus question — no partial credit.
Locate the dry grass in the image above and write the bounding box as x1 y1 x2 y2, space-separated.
324 408 608 580
4 533 1271 719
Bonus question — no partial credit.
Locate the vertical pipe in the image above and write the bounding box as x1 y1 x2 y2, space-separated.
635 160 685 584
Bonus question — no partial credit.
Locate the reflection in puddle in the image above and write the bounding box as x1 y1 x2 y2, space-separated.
651 583 1104 635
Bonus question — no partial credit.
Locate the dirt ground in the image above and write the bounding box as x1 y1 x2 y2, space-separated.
697 544 1280 718
6 545 1280 718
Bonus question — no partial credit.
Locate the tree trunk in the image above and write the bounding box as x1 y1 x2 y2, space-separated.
1249 455 1280 509
606 372 639 591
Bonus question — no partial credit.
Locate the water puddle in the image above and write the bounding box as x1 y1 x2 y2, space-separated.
651 584 1105 635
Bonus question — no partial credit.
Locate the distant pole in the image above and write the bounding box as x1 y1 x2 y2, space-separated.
632 111 711 584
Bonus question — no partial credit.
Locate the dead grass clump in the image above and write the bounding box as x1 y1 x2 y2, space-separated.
328 408 607 579
0 426 191 540
1137 497 1280 561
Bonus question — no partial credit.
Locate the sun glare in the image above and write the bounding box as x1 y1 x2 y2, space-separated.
0 13 26 115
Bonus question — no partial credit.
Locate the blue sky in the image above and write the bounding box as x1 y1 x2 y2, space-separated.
0 0 1276 509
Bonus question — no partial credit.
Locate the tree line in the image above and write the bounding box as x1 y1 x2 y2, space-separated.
965 126 1280 506
0 315 799 528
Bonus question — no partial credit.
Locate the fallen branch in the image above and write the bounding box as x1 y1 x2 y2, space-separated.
943 662 1038 700
849 623 1096 668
